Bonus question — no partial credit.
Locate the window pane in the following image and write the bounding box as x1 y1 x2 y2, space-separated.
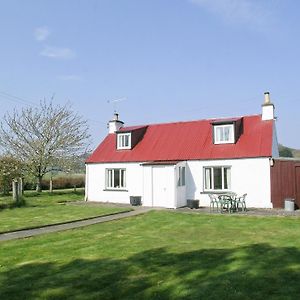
229 126 233 141
213 167 222 190
216 127 222 142
107 169 113 188
224 167 231 189
224 127 230 141
178 167 185 186
205 168 212 189
220 127 225 141
120 169 125 187
113 169 120 187
124 135 129 147
110 170 113 187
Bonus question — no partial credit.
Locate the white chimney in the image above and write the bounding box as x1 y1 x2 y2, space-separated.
262 92 275 121
108 112 124 133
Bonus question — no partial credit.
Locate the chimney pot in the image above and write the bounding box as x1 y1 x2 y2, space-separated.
264 92 271 104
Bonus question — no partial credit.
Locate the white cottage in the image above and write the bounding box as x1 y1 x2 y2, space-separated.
85 92 279 208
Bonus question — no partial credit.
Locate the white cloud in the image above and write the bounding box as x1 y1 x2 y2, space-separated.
57 75 82 81
189 0 273 30
34 26 50 41
40 46 76 59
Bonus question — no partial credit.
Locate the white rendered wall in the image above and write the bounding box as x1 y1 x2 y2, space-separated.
86 162 176 208
86 162 143 204
86 157 272 208
186 157 272 208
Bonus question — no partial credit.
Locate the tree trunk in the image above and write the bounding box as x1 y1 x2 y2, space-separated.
36 176 42 192
18 177 24 196
49 176 53 193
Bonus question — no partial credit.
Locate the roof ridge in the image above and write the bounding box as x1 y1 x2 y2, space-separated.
123 114 261 128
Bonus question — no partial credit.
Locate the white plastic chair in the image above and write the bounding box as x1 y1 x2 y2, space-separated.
236 193 247 212
208 194 219 212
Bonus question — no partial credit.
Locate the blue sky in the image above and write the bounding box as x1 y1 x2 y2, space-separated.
0 0 300 149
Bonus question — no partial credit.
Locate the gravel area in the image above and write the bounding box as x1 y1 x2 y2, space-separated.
176 206 300 217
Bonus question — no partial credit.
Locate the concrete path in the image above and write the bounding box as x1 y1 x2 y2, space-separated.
0 207 152 242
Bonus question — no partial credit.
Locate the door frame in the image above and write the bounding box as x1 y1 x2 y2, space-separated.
295 165 300 209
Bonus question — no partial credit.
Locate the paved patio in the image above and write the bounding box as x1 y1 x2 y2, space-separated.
176 206 300 217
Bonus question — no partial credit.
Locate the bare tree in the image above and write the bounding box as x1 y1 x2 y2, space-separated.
0 101 90 192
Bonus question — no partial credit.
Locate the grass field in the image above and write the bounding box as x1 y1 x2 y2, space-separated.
0 189 130 233
1 210 300 299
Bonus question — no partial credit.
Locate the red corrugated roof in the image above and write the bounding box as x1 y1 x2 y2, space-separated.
86 114 274 163
118 125 147 132
141 160 181 166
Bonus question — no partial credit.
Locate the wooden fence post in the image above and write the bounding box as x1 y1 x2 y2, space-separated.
12 179 19 203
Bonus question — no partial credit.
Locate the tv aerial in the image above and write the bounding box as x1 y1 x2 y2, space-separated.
107 97 126 113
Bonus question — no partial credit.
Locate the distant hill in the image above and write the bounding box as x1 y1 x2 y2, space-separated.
278 144 300 158
292 149 300 158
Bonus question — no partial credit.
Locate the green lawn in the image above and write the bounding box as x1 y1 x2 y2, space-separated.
0 190 131 233
1 211 300 299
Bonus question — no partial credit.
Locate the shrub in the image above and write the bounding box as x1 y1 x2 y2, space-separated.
41 175 85 190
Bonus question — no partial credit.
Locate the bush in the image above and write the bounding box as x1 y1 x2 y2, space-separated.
41 175 85 190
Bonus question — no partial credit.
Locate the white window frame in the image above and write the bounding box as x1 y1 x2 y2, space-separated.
178 166 186 187
117 133 131 150
106 168 126 189
214 124 234 144
203 166 231 191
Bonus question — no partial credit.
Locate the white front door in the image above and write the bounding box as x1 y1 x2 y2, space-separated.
152 166 167 207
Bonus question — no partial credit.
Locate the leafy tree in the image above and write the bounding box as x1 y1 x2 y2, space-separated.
0 101 90 192
0 156 24 195
278 144 294 158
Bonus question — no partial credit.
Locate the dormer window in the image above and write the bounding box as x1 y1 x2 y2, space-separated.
116 126 147 150
214 124 234 144
117 133 131 149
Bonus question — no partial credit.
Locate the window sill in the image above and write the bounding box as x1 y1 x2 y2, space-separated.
201 191 232 194
214 141 235 145
116 147 132 150
103 189 128 192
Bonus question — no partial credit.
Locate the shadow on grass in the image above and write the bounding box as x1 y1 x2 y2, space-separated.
0 190 84 210
0 198 26 210
1 243 300 299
